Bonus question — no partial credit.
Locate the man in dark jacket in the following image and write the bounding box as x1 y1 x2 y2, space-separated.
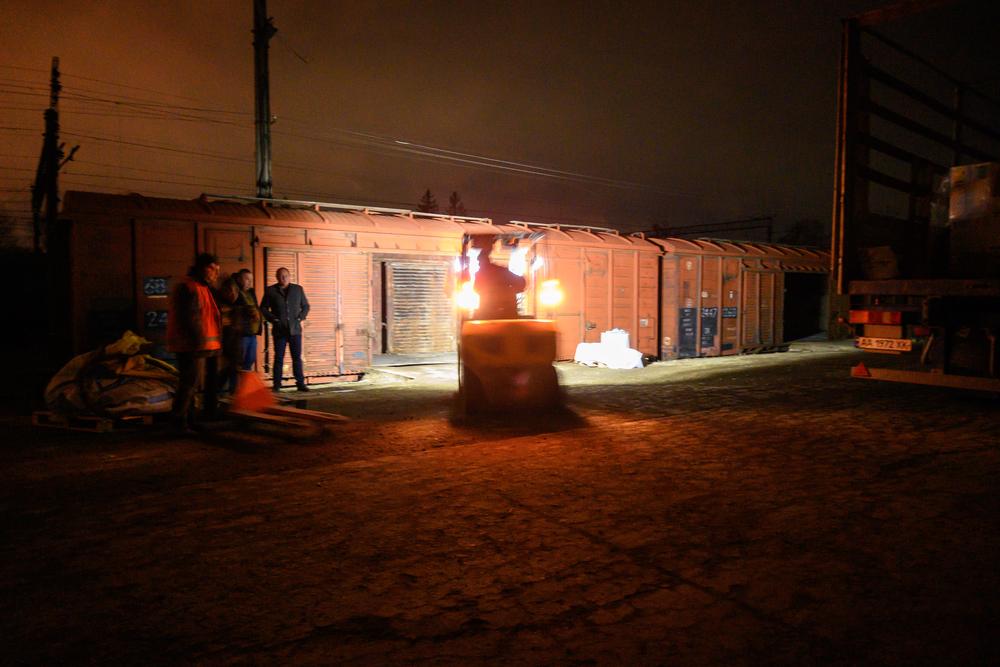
260 267 311 391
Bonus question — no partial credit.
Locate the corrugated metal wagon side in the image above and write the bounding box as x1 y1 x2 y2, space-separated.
512 222 660 360
734 241 829 352
649 238 746 359
648 236 829 358
60 191 516 384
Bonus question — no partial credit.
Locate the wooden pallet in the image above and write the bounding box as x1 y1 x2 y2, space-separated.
32 411 155 433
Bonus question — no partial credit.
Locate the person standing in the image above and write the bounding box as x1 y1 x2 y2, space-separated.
215 274 242 394
474 244 526 320
167 253 222 431
233 269 262 372
260 267 310 392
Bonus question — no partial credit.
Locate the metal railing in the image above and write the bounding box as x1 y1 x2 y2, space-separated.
201 193 493 224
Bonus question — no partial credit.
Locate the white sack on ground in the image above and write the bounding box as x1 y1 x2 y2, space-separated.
574 342 644 369
600 328 630 350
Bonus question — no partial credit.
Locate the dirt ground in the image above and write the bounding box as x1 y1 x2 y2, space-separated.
2 341 999 665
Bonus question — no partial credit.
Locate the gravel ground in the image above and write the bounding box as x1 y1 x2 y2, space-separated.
2 341 998 665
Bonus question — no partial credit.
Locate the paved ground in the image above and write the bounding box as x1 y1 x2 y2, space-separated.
2 341 999 665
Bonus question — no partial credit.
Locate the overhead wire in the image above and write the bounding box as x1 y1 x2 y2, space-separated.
277 118 696 197
72 159 247 185
60 71 233 105
60 130 254 163
2 68 709 211
6 74 690 197
0 64 48 74
60 168 245 190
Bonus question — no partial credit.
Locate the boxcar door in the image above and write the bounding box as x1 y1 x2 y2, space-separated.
263 247 300 382
611 251 637 343
660 255 680 359
203 227 252 281
720 257 741 355
549 254 584 360
698 256 721 356
677 255 700 358
758 271 776 346
636 253 659 357
385 260 453 355
583 249 610 343
742 270 760 347
742 270 780 348
338 252 373 371
298 250 341 377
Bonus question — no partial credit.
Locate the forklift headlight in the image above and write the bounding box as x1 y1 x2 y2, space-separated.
456 281 480 311
538 279 564 308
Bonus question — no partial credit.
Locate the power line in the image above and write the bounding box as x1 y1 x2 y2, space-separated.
0 153 246 186
0 78 46 89
298 122 693 196
62 90 249 117
0 153 241 185
1 81 248 123
72 159 248 185
61 130 254 163
0 127 348 181
59 177 203 199
61 168 246 190
61 71 232 106
5 74 709 204
0 103 252 127
0 88 50 100
0 64 47 74
4 66 238 124
272 125 694 197
9 80 692 198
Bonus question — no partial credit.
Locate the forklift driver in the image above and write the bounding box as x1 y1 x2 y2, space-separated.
474 243 526 320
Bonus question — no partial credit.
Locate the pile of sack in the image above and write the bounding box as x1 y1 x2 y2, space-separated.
573 329 644 369
45 331 178 416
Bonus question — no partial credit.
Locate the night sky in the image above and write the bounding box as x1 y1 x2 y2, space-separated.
2 1 998 238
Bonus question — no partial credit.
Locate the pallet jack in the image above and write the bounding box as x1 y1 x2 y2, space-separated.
229 370 347 436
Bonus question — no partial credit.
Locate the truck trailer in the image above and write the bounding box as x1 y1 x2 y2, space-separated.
832 2 1000 391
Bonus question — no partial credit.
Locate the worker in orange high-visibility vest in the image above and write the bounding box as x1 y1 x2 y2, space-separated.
167 252 222 433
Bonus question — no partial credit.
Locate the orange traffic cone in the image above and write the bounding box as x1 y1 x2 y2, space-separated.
851 362 871 378
232 370 275 411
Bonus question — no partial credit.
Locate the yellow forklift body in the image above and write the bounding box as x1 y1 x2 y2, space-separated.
459 319 561 412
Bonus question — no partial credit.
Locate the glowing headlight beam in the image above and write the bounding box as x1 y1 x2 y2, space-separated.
455 281 480 312
538 279 564 308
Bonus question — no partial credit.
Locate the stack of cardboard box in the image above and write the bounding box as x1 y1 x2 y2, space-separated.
949 163 1000 278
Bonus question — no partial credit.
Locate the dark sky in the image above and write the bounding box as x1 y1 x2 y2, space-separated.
2 1 997 237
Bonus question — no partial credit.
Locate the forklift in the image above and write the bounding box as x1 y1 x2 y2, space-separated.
454 231 565 415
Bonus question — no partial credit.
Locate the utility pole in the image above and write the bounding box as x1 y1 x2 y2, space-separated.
253 0 277 198
31 57 61 254
30 56 78 253
29 57 78 367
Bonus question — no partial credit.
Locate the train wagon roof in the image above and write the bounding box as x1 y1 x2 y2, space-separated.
61 191 827 268
641 235 828 267
61 191 510 237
